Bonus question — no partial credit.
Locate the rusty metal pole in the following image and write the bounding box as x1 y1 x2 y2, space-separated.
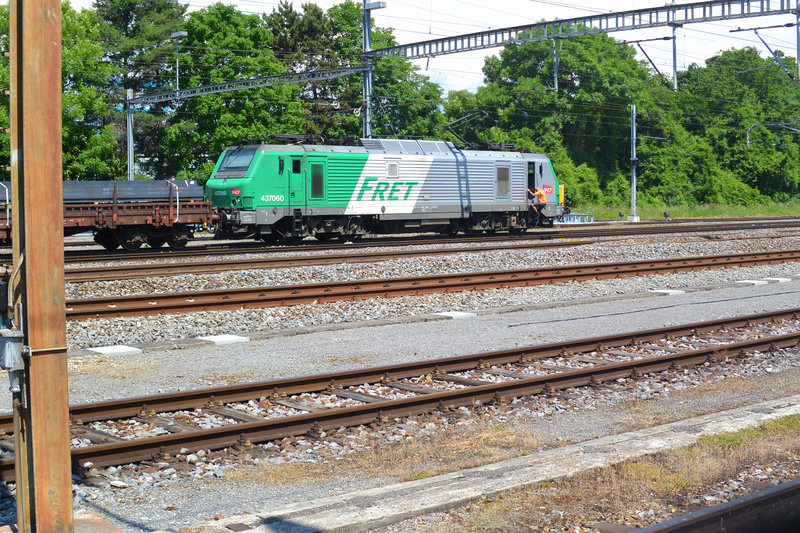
9 0 74 531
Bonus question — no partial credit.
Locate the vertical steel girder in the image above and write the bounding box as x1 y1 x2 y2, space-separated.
9 0 74 531
363 0 374 138
363 0 799 60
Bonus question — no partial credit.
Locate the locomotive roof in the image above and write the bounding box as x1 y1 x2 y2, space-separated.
246 138 547 159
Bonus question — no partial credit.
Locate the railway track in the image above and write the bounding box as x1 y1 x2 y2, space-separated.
63 239 589 282
0 307 798 482
13 218 800 265
65 249 800 320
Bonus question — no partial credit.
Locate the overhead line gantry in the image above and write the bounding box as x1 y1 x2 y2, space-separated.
363 0 798 61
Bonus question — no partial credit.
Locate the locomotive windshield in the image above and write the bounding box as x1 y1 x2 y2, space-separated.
215 146 257 176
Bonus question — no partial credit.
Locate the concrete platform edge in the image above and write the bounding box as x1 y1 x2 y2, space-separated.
189 394 800 533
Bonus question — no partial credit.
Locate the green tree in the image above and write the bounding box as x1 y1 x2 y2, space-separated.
264 0 444 140
62 2 121 180
94 0 187 179
163 2 304 182
677 47 800 199
0 1 121 181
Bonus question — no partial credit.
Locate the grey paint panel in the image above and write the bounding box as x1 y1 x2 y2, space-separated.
255 208 289 225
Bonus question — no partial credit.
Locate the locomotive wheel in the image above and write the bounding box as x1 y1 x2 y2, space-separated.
146 236 166 248
314 232 336 242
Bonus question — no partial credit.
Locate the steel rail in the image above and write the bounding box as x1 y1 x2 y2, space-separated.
6 219 800 265
63 240 588 283
1 305 794 433
64 250 800 320
0 320 797 481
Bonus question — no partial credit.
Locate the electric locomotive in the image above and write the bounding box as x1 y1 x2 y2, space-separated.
206 138 565 243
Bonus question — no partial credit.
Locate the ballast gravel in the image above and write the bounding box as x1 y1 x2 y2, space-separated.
22 341 800 532
0 228 799 531
65 229 800 349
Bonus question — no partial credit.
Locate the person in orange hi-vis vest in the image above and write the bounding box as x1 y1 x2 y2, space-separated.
527 187 547 219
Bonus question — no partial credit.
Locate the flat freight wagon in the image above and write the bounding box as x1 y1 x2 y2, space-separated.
0 180 213 250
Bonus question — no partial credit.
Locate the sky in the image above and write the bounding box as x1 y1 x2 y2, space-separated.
69 0 800 93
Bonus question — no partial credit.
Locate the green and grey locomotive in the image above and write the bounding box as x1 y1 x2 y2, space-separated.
205 138 565 243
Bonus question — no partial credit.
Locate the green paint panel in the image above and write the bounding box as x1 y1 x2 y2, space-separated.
206 149 369 211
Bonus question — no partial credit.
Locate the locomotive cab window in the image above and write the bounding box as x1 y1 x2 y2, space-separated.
310 163 325 199
292 159 302 174
215 146 257 176
495 166 511 199
387 162 399 178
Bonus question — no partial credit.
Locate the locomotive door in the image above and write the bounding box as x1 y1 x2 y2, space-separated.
527 160 547 200
289 156 306 209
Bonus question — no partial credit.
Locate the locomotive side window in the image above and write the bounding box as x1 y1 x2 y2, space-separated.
496 166 510 199
310 163 325 199
292 159 302 174
387 162 399 178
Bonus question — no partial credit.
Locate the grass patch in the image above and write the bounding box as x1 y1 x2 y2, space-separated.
347 424 539 482
399 413 800 532
226 422 539 489
623 462 700 496
698 414 800 449
576 201 800 221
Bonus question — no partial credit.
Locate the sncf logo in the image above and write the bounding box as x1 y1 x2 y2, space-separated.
543 185 554 194
231 188 242 196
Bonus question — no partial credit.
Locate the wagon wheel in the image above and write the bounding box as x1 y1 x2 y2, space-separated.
120 239 143 251
146 236 166 248
166 228 191 249
166 234 188 249
94 230 119 251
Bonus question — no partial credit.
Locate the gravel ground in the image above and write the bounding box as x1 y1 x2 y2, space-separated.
1 229 800 531
0 278 797 531
62 344 800 532
65 229 800 349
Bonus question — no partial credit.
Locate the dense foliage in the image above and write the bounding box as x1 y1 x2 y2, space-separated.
0 1 798 206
